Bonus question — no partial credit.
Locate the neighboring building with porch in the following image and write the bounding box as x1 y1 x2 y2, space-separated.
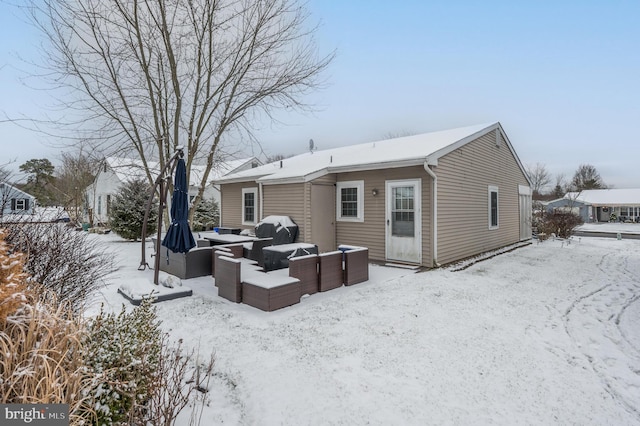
216 122 532 268
85 156 260 225
0 182 36 217
549 189 640 223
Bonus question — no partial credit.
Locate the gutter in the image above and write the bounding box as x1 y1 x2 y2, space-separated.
423 162 440 267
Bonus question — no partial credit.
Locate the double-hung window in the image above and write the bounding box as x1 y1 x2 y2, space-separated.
488 186 499 229
336 180 364 222
242 188 258 225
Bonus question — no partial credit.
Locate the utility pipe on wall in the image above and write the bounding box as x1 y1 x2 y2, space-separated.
258 182 264 221
423 162 439 267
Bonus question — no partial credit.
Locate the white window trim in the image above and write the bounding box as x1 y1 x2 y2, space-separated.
488 185 499 230
15 199 26 210
336 180 364 222
242 187 258 225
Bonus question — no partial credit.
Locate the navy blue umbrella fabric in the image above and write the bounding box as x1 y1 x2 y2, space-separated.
162 158 196 254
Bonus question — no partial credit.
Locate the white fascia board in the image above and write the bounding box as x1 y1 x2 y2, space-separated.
257 169 328 185
215 174 271 185
326 158 426 174
258 176 309 185
256 158 427 185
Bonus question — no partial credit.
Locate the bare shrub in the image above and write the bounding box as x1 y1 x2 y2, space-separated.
537 211 584 239
145 341 215 426
2 223 115 312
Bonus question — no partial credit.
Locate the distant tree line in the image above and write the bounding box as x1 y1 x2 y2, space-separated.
525 163 606 201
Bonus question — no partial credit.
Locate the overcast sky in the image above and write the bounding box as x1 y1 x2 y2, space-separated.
1 1 639 189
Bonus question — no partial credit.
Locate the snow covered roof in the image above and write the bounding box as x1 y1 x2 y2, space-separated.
0 182 36 200
565 189 640 206
217 122 526 185
106 156 258 186
190 157 259 183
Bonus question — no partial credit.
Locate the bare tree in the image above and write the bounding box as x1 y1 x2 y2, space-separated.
571 164 605 191
55 149 101 223
29 0 333 222
525 162 551 197
552 173 567 199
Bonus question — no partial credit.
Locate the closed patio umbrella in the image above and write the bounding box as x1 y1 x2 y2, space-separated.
162 158 196 254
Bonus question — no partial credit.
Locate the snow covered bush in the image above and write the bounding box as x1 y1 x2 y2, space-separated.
2 222 115 313
81 299 216 425
81 299 162 425
192 197 220 231
537 211 583 239
0 230 96 424
109 178 157 241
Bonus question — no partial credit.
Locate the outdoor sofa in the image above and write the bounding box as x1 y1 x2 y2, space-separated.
153 238 213 280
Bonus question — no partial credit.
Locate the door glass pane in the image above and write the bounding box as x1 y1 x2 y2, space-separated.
392 186 414 237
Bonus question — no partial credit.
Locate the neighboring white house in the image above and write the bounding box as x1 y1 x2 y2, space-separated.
0 182 36 218
562 188 640 223
85 156 260 225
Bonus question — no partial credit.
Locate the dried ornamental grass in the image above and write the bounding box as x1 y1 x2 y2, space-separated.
0 229 96 424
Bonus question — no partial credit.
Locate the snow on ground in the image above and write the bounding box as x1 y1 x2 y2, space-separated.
577 222 640 234
91 233 640 425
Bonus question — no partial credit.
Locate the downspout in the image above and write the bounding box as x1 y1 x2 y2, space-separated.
214 185 222 226
258 182 264 221
423 162 440 267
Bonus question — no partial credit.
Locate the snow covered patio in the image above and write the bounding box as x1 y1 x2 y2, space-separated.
92 234 640 425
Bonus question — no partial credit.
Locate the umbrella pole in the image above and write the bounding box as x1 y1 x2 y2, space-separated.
153 177 166 285
139 146 185 272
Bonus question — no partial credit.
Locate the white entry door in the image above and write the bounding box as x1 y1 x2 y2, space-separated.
386 179 421 264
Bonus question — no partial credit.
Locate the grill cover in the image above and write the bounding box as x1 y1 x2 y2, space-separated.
255 215 298 245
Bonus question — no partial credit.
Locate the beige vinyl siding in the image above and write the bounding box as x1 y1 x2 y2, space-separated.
435 130 530 265
263 183 306 242
335 166 431 265
220 182 260 231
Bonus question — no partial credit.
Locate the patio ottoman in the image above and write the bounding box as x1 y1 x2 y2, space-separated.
262 243 318 271
242 275 301 312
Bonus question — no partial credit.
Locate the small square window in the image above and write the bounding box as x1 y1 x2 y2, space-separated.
336 181 364 222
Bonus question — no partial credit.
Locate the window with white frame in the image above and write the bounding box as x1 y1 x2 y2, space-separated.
488 186 499 229
242 187 258 225
336 180 364 222
15 199 26 210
